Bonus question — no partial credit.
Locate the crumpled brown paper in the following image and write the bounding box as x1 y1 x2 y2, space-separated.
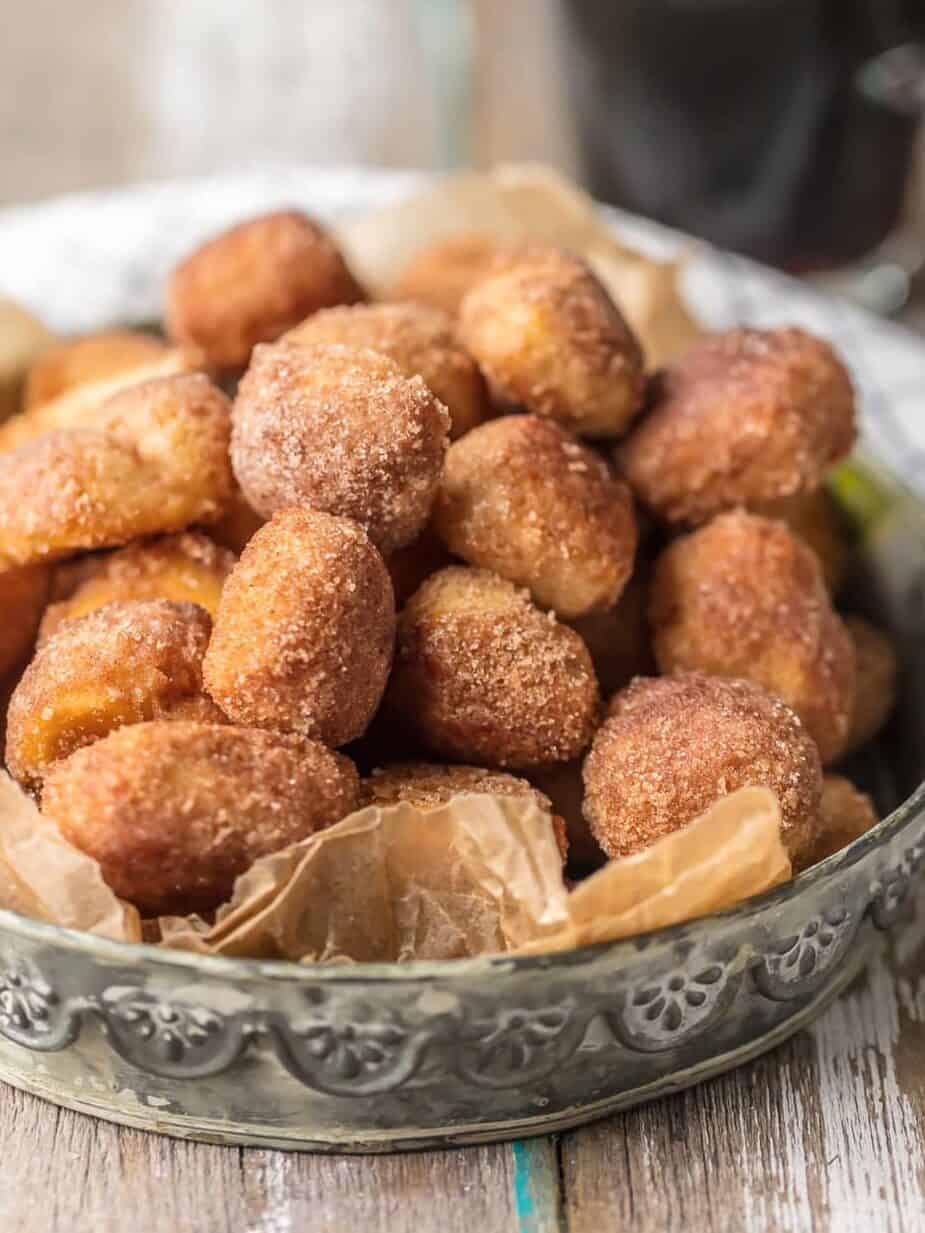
0 772 140 941
158 786 789 962
338 163 705 367
0 772 788 960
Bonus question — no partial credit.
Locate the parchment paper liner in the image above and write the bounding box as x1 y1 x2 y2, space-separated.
158 785 788 962
0 773 140 941
0 777 788 961
338 162 705 367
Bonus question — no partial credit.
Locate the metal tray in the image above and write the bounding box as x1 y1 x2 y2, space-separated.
0 171 924 1151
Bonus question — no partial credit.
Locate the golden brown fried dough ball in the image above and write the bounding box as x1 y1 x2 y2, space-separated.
844 615 898 755
204 508 395 747
650 511 856 763
796 774 879 872
6 599 215 787
567 571 653 696
0 346 197 453
166 210 364 371
619 327 856 526
756 487 851 594
434 415 637 618
23 330 170 411
360 761 568 860
43 721 359 915
386 524 453 609
231 341 449 553
389 232 513 316
0 564 50 677
38 532 236 643
388 566 599 769
585 673 822 864
0 373 233 568
0 296 55 422
528 760 605 874
458 246 645 438
284 301 487 440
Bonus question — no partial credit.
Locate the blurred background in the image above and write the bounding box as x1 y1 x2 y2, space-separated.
3 0 925 318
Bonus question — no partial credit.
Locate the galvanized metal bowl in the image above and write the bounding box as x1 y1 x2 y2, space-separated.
0 171 923 1151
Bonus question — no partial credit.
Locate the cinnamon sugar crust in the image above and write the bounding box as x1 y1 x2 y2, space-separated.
585 673 822 864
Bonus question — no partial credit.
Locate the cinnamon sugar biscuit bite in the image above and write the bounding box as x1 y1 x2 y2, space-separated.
567 571 653 696
387 566 600 769
360 761 568 860
6 599 216 787
204 508 395 747
0 345 197 453
24 330 171 410
284 301 487 440
166 210 364 371
433 415 637 618
650 511 856 763
0 373 233 568
43 722 360 915
458 246 645 438
585 673 822 865
796 774 879 872
231 341 450 553
0 564 50 677
843 615 898 755
389 233 513 316
619 327 856 526
755 487 851 594
38 532 235 643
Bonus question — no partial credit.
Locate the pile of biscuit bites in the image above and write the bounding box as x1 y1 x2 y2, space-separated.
0 209 898 926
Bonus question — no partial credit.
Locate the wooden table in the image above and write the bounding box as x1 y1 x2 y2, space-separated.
3 902 923 1233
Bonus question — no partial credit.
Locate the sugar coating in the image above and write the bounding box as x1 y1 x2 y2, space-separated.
619 327 856 525
0 347 197 453
434 414 638 618
43 721 360 915
203 507 396 747
0 373 234 568
458 246 645 438
649 510 856 763
231 341 450 553
166 210 364 370
387 566 600 769
38 531 236 643
284 301 487 439
6 598 216 786
755 487 850 594
584 673 822 864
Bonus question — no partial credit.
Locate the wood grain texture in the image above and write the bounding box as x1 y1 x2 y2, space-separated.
1 911 924 1232
562 911 925 1233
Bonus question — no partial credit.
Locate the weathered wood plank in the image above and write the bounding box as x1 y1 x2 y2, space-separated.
0 1084 527 1233
236 1142 522 1233
561 920 925 1233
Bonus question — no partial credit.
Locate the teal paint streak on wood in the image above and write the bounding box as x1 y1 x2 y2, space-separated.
511 1138 564 1233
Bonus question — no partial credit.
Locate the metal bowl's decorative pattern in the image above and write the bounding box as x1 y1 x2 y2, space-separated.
0 170 924 1150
